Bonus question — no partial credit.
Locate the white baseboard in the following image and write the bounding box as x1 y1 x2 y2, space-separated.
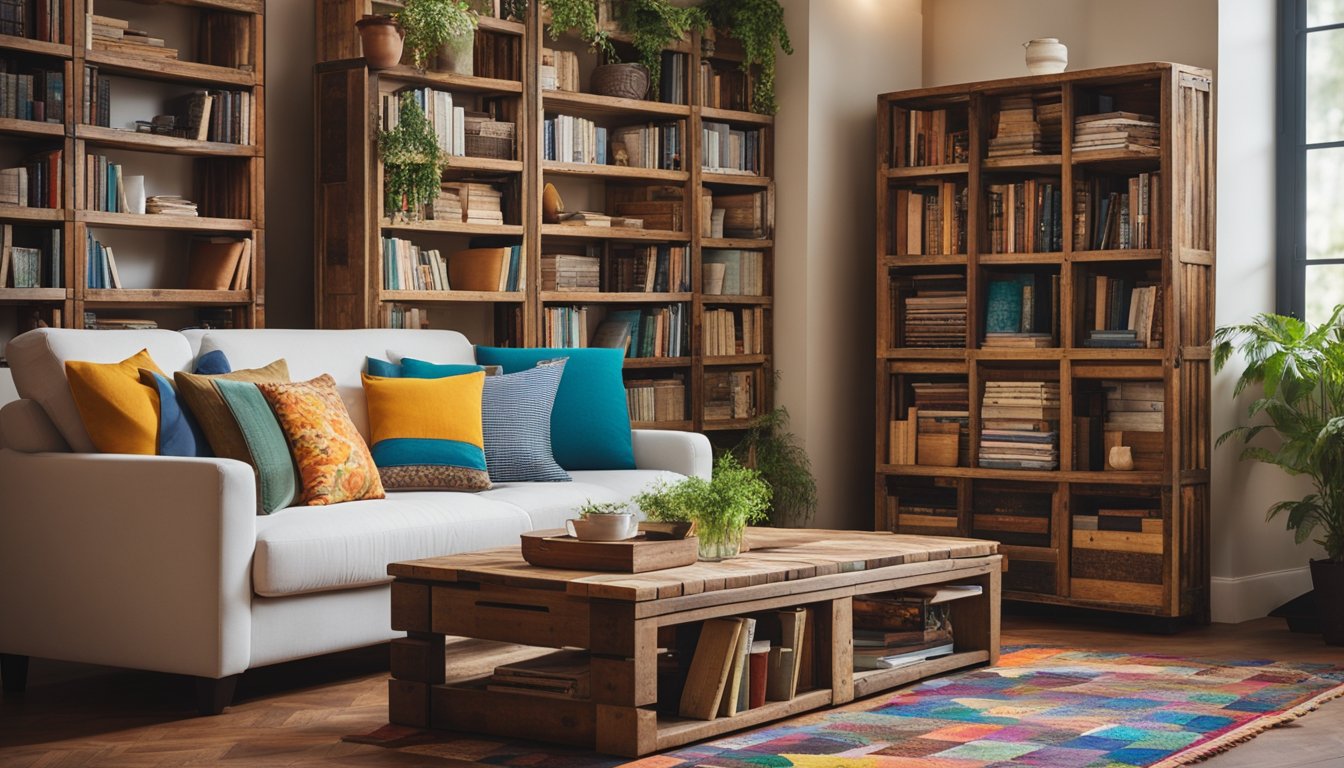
1210 566 1314 624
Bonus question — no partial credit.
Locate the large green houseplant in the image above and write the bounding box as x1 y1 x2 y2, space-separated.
733 406 817 527
702 0 792 114
378 93 444 221
398 0 478 71
634 453 771 560
1214 306 1344 644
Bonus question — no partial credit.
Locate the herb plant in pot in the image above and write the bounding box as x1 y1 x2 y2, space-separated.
397 0 479 73
634 454 771 561
567 500 638 541
1214 307 1344 645
356 14 404 69
378 92 444 222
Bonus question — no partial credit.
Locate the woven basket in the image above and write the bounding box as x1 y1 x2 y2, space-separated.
465 134 514 160
591 63 649 100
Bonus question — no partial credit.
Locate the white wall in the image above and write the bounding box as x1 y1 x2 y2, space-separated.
773 0 923 530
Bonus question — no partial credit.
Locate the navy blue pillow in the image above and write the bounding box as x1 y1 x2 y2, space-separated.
193 349 232 375
140 370 211 457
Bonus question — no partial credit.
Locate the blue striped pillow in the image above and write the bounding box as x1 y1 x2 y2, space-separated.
482 361 570 482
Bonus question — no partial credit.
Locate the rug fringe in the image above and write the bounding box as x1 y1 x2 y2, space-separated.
1152 680 1344 767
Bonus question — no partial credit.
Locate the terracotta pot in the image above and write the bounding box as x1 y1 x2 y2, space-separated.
436 29 475 75
1309 558 1344 645
356 16 404 70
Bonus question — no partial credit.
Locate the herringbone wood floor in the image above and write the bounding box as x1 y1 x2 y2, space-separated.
1 617 1340 767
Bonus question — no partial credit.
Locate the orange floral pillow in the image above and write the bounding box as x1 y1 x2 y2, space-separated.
256 374 384 506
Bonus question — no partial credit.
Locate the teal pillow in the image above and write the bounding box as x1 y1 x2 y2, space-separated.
473 346 635 470
366 356 402 378
215 379 298 514
401 358 484 378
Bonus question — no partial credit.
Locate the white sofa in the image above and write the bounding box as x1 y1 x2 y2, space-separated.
0 328 711 711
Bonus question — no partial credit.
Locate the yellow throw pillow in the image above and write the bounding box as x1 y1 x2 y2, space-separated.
256 374 385 506
362 371 490 491
65 349 164 454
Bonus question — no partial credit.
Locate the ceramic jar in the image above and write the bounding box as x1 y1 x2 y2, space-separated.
1024 38 1068 75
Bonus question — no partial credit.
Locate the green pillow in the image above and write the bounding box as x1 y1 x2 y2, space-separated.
215 379 298 514
473 346 635 470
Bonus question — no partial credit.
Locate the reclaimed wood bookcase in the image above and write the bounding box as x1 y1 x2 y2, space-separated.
314 1 774 434
874 63 1213 622
0 0 265 355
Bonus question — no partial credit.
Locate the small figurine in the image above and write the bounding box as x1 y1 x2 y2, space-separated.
613 144 629 167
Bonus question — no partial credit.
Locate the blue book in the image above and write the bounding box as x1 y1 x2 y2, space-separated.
596 126 607 165
984 279 1024 333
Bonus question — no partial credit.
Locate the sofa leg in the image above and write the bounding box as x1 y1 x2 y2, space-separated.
0 654 28 694
195 674 239 715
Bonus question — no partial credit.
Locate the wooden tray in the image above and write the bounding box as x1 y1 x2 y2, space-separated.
520 529 699 573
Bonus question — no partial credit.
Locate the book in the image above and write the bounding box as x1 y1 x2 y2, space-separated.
719 617 755 717
679 618 743 720
855 641 955 670
766 608 806 701
489 649 590 699
747 641 770 709
185 238 246 290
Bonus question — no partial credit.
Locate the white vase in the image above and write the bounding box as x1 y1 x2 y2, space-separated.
1024 38 1068 75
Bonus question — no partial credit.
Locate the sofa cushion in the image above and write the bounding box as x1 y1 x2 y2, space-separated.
175 359 291 463
215 379 299 514
65 349 166 455
252 493 533 596
480 470 681 531
362 371 491 491
8 328 195 452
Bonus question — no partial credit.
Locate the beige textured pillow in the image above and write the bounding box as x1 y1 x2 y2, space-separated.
174 359 290 462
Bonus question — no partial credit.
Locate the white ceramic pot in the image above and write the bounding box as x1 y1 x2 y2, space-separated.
1024 38 1068 75
566 514 639 541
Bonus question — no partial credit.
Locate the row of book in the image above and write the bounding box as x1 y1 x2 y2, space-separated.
0 223 60 288
892 184 967 257
81 65 111 127
474 30 522 82
704 306 765 357
894 107 969 168
703 249 764 296
85 154 142 213
699 59 753 112
539 47 580 92
702 121 761 175
900 274 966 348
382 88 463 158
0 64 63 122
887 382 971 467
610 244 691 293
160 90 253 144
0 0 63 42
853 585 980 670
84 231 121 289
542 115 680 171
543 304 588 348
983 272 1059 348
658 51 689 104
0 150 60 208
382 236 447 292
380 303 429 330
705 369 755 421
627 376 686 423
1084 275 1162 348
978 381 1060 470
540 252 599 291
1073 173 1162 250
985 179 1064 254
590 305 687 358
676 608 808 720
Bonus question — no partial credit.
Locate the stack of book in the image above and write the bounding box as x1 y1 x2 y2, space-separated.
915 381 970 466
901 274 967 348
487 650 590 700
543 113 605 165
1102 380 1164 471
706 191 768 239
558 210 642 229
892 183 967 256
1073 173 1162 250
852 585 980 670
987 97 1041 157
608 245 690 292
627 377 687 423
895 108 968 167
83 314 156 330
0 0 64 42
0 63 64 122
0 149 60 208
539 48 580 92
543 305 588 347
703 307 764 356
381 236 448 291
91 14 177 59
610 121 684 171
462 183 503 225
983 272 1058 347
146 195 197 216
701 121 759 174
541 253 600 291
1083 275 1161 348
677 609 804 721
985 179 1063 253
594 305 687 358
430 187 463 222
704 370 755 421
978 381 1060 470
702 249 764 296
1073 111 1160 154
1037 98 1063 154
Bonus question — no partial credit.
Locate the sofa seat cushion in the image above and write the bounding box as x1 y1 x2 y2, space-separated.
480 470 681 531
253 493 532 597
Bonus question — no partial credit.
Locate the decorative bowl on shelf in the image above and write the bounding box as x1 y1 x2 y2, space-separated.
591 63 650 101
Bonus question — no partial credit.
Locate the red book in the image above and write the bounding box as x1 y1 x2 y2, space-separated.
748 650 769 709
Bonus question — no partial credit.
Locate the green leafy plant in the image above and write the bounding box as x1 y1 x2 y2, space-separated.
634 453 771 548
733 406 817 527
1213 306 1344 561
618 0 708 99
397 0 478 70
702 0 792 114
578 500 629 517
377 92 443 219
542 0 615 59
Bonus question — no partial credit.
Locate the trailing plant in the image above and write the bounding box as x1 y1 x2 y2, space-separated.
377 93 443 219
1213 306 1344 562
633 453 771 546
542 0 615 60
733 406 817 527
578 500 629 517
618 0 708 99
703 0 792 114
397 0 478 70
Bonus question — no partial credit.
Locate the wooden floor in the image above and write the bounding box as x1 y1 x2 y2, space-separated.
0 616 1341 767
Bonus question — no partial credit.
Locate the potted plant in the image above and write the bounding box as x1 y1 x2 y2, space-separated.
567 500 638 541
702 0 792 114
634 453 771 561
396 0 479 72
542 0 615 60
733 406 817 527
1214 306 1344 645
616 0 708 100
355 14 404 69
378 92 444 221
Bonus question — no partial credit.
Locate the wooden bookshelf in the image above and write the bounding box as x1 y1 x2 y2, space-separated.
0 0 265 352
314 2 775 435
875 63 1213 622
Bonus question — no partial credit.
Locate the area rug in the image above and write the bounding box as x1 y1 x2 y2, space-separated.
345 647 1344 768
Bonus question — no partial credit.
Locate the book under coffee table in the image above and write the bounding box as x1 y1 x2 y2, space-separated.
386 528 1001 757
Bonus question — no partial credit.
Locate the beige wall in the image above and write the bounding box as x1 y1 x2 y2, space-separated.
264 0 316 329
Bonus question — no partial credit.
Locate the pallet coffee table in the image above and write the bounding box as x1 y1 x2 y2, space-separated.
386 528 1001 757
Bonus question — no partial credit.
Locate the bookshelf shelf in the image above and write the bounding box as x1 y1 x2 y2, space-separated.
701 172 769 188
703 354 769 367
153 0 263 11
698 106 774 127
542 89 691 119
380 220 525 237
75 126 259 157
878 63 1213 622
632 419 693 430
701 295 773 306
0 288 68 303
851 650 990 699
624 356 692 369
0 207 65 223
0 118 65 139
83 289 252 306
442 156 525 174
377 65 524 94
654 688 833 751
0 33 72 58
83 49 258 87
541 161 689 183
540 291 692 303
381 290 527 304
702 237 773 249
78 211 255 232
540 224 689 242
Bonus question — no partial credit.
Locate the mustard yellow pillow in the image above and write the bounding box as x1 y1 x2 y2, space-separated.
256 374 385 506
65 349 164 454
362 371 490 490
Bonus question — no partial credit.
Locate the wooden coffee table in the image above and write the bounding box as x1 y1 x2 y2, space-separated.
385 528 1001 757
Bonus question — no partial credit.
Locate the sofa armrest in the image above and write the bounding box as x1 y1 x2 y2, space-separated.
0 449 257 679
631 429 712 479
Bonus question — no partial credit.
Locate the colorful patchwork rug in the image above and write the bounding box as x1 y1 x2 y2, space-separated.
346 648 1344 768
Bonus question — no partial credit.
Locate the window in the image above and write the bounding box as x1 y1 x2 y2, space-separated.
1280 0 1344 322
